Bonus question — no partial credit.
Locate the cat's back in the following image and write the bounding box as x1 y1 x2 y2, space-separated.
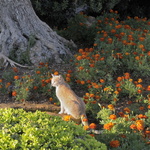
56 81 79 100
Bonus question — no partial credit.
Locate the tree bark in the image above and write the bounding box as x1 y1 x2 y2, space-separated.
0 0 75 66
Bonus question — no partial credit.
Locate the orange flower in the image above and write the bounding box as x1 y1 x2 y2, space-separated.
110 29 116 33
103 33 108 37
63 115 71 121
139 44 144 49
13 67 19 73
54 71 59 75
89 123 97 129
89 64 95 67
109 9 114 13
110 140 120 148
148 105 150 109
124 72 130 79
0 79 2 83
130 124 137 130
85 93 90 96
137 114 147 119
117 76 123 82
100 57 105 61
83 125 90 130
114 91 119 94
36 71 41 74
139 106 144 110
5 82 11 88
136 120 144 131
39 62 45 66
146 86 150 91
124 25 131 29
93 84 99 89
109 114 117 120
89 48 94 52
49 97 53 101
93 43 98 47
89 134 95 137
78 49 84 53
123 107 131 113
79 22 84 26
76 55 82 60
108 104 115 110
103 122 115 130
115 25 122 29
67 70 72 73
80 81 85 85
66 73 71 77
116 83 121 87
120 134 126 138
86 80 91 83
12 91 17 96
100 37 105 41
90 93 95 98
14 76 19 80
127 101 132 104
137 89 142 94
137 78 142 83
120 32 125 36
45 79 51 83
82 118 88 122
95 95 100 100
66 77 71 82
91 100 96 104
99 79 105 83
78 66 84 70
139 37 145 41
104 87 109 91
107 38 113 44
42 83 46 87
125 52 130 55
118 112 124 117
135 56 140 60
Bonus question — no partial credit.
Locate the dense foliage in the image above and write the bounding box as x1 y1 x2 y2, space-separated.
31 0 150 29
0 108 106 149
31 0 75 29
1 5 150 149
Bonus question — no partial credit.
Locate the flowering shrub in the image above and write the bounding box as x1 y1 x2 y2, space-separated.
69 10 150 148
0 10 150 149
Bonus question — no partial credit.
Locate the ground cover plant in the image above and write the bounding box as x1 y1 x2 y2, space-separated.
0 108 106 149
0 10 150 149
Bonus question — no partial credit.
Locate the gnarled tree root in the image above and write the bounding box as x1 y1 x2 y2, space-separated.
0 53 29 68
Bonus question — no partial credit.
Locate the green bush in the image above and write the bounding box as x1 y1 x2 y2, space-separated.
0 108 107 150
31 0 75 29
58 14 97 48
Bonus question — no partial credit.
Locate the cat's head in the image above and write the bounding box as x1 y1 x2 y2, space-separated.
51 74 65 87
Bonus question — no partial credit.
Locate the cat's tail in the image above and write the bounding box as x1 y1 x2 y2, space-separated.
81 114 102 134
81 114 89 126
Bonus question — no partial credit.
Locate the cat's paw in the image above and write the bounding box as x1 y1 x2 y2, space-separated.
58 111 63 114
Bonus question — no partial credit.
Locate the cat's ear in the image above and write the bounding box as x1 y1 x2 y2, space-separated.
51 74 54 77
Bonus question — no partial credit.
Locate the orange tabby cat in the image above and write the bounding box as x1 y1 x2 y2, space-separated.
51 74 88 126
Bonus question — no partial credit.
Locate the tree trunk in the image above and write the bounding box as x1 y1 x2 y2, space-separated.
0 0 75 67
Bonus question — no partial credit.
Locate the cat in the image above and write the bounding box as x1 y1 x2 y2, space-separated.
51 74 89 126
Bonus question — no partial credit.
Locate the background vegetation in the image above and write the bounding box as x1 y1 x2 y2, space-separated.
0 0 150 149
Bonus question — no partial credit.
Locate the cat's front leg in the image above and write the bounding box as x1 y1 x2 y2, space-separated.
58 102 65 114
